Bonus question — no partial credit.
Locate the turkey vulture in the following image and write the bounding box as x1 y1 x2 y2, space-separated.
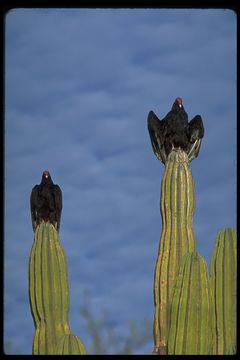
30 170 62 232
147 97 204 164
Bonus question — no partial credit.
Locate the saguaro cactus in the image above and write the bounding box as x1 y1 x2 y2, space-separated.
168 252 213 354
210 228 237 354
29 222 86 354
153 150 197 354
56 334 87 354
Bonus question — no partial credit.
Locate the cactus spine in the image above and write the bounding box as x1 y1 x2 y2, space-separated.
168 252 213 354
153 150 197 354
210 228 236 354
29 222 86 354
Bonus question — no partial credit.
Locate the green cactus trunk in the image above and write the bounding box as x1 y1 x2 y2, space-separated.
210 228 237 354
56 334 87 354
29 222 86 354
153 150 197 354
168 252 213 354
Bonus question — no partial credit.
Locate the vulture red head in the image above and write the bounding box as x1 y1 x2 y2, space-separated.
175 97 183 107
43 170 50 179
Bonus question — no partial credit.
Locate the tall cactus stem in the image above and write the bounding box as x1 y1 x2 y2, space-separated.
29 222 86 354
153 150 197 354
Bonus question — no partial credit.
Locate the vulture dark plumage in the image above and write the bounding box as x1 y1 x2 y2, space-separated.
147 97 204 164
30 170 62 232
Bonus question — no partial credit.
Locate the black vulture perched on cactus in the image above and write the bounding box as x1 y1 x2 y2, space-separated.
30 170 62 232
147 97 204 164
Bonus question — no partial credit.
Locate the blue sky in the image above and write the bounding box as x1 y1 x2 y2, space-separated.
4 8 236 354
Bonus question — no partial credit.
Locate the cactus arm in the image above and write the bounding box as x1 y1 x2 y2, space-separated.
210 228 236 354
56 334 87 354
169 254 191 354
168 252 213 355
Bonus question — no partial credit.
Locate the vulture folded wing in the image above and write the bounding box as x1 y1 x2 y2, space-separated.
187 115 204 161
30 185 39 231
188 115 204 142
147 110 167 164
53 184 62 231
